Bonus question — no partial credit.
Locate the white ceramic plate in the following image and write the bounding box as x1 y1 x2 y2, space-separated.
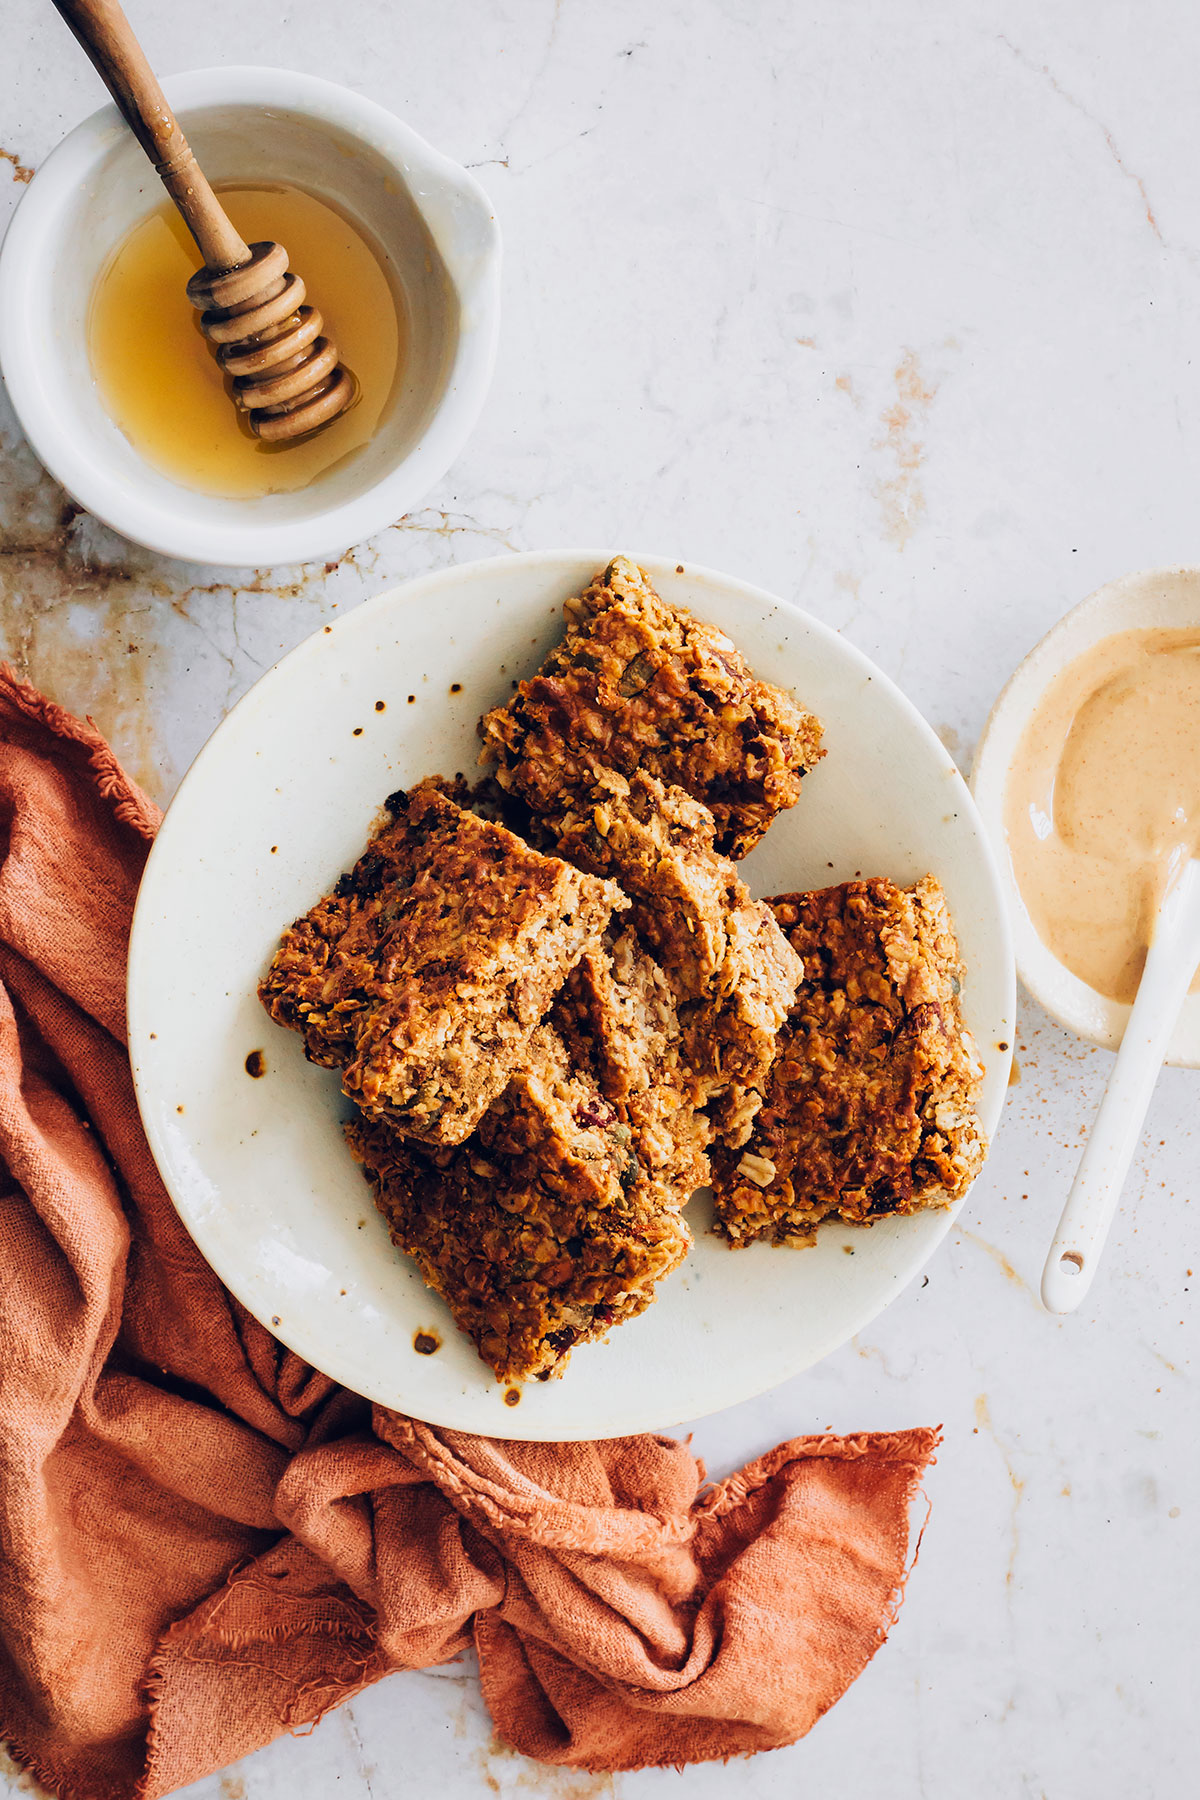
971 566 1200 1066
129 551 1014 1439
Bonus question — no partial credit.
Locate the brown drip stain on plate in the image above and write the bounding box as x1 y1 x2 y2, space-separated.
375 699 386 711
503 1387 521 1407
244 1049 267 1078
413 1330 441 1355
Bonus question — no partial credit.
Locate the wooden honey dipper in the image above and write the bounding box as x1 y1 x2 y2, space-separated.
52 0 355 440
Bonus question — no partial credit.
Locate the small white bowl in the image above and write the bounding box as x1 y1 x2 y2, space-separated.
0 67 500 567
971 566 1200 1066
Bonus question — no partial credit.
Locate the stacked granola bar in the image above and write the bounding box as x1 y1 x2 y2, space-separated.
260 778 624 1144
348 1024 692 1382
549 770 803 1148
260 774 698 1381
551 929 712 1213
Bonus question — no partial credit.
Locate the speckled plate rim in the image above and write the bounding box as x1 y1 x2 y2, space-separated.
127 549 1014 1439
971 565 1200 1067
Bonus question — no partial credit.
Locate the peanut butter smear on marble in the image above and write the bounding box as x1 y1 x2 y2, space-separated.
1005 627 1200 1002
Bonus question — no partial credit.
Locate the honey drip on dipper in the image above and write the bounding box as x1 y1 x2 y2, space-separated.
185 230 355 442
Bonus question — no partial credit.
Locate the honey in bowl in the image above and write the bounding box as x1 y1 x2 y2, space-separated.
88 183 402 498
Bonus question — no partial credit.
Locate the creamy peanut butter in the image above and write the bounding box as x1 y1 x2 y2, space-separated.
1005 627 1200 1002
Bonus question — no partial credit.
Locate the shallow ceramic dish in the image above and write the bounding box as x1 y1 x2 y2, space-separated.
128 551 1014 1438
971 566 1200 1067
0 67 499 567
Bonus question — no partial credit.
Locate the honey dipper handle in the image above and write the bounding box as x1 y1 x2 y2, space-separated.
49 0 250 272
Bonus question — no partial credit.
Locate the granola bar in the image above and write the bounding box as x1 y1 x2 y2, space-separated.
551 929 711 1210
259 779 625 1145
711 876 986 1246
479 556 824 858
347 1024 692 1382
550 771 804 1148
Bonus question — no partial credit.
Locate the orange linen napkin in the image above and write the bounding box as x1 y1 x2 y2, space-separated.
0 665 940 1800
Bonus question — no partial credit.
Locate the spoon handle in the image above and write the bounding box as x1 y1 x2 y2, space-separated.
49 0 250 272
1041 860 1200 1313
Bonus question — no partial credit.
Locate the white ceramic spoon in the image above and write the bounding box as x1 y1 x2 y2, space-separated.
1041 857 1200 1313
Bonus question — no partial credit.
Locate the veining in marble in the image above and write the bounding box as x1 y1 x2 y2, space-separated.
1 1 1197 1796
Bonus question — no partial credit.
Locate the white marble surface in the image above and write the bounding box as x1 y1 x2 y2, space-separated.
1 1 1197 1795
